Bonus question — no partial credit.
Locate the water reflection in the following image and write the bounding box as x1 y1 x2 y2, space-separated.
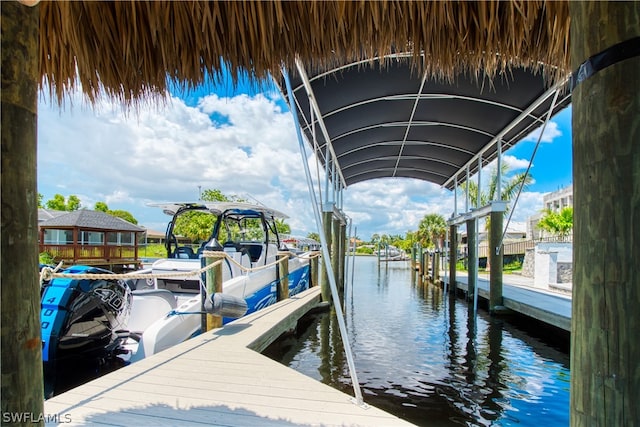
264 257 569 426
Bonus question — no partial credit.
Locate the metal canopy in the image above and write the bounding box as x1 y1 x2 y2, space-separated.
285 56 571 191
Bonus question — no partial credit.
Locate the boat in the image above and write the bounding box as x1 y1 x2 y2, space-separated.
378 244 409 261
41 202 313 396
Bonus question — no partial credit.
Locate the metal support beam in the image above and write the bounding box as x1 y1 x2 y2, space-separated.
283 67 363 406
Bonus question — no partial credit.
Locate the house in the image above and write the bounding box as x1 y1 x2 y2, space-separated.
39 209 145 271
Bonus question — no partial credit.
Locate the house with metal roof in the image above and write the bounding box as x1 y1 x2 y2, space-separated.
38 209 145 271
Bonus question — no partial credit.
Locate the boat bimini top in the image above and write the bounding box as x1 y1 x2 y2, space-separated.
149 201 289 220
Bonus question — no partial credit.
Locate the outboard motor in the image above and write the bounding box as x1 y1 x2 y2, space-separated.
41 265 131 397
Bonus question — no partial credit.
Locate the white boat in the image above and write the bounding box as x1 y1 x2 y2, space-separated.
121 202 313 362
378 244 408 261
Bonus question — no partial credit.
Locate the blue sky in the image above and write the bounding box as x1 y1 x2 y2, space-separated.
37 76 572 241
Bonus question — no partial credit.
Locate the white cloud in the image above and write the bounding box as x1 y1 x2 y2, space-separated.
523 120 562 143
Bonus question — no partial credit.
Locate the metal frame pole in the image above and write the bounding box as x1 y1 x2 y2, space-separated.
283 67 364 406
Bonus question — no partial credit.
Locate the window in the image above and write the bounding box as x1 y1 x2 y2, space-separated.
80 230 104 245
43 229 73 245
106 232 135 246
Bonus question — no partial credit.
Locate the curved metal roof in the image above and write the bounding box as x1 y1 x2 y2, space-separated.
284 56 571 191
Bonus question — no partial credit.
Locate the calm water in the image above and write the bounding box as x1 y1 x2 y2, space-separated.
264 256 570 426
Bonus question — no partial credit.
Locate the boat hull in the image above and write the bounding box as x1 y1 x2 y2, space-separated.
125 260 311 362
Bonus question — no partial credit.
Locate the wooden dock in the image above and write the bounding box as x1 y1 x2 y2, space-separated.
44 287 414 426
445 273 572 331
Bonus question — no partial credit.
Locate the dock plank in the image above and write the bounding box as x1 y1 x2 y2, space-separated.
44 287 414 426
446 273 572 331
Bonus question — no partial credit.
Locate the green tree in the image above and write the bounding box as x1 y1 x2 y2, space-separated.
94 201 109 212
462 163 533 230
37 193 44 208
93 201 138 224
45 194 67 210
109 209 138 225
274 218 291 235
537 207 573 238
45 193 82 211
67 195 81 211
173 188 233 242
417 213 447 249
306 232 320 242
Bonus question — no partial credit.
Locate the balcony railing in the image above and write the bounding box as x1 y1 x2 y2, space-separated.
39 243 139 264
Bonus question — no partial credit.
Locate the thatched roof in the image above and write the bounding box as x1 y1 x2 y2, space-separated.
39 1 570 106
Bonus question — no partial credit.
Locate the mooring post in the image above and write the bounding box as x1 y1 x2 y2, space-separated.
466 218 477 303
449 224 457 295
276 251 290 301
489 210 504 311
310 252 319 287
0 0 44 417
339 221 347 295
569 3 640 424
203 252 224 331
320 210 333 302
434 251 440 283
332 216 342 299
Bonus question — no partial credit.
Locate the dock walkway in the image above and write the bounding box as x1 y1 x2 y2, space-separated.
444 272 572 331
44 287 414 426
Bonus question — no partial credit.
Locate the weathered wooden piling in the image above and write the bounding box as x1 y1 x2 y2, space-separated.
466 218 477 300
320 211 332 302
0 1 44 420
449 225 457 295
203 252 225 331
332 216 341 298
489 210 504 312
339 221 347 294
310 252 319 288
276 251 290 301
569 2 640 425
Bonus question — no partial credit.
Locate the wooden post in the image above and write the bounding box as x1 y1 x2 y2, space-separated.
569 3 640 425
310 252 319 287
489 210 504 312
466 218 477 301
203 252 224 331
449 225 457 294
320 211 332 302
276 251 289 301
1 1 44 420
339 221 346 295
434 251 440 283
332 216 341 299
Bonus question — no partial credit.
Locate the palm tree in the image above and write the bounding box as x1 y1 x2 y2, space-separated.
462 163 533 230
417 213 447 249
537 207 573 239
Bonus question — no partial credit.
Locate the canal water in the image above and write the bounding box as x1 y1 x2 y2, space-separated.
263 256 570 426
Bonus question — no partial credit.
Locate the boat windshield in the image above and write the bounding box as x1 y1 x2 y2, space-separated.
221 216 265 243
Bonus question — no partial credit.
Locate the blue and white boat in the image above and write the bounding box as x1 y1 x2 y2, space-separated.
121 202 312 362
41 202 312 395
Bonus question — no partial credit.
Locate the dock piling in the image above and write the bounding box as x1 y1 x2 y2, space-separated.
203 252 224 331
276 251 290 301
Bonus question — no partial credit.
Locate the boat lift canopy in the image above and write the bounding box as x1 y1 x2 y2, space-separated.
282 55 571 192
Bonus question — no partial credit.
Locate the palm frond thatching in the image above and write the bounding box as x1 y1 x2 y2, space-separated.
39 1 570 106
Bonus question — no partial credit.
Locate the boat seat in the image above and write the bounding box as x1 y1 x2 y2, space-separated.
127 289 178 333
224 241 249 257
242 243 263 263
175 246 196 259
